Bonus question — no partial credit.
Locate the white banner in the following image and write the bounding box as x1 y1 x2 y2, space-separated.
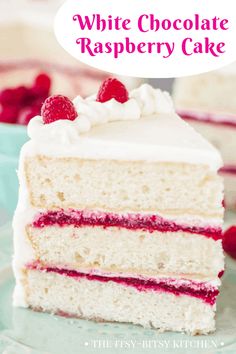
54 0 236 78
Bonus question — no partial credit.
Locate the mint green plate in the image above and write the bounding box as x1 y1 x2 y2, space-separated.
0 217 236 354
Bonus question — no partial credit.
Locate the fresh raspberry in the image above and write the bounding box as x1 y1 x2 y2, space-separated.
32 73 51 97
41 95 78 124
0 89 15 105
222 226 236 259
0 105 18 124
14 86 28 105
23 88 38 106
0 73 52 126
0 86 28 106
96 78 129 103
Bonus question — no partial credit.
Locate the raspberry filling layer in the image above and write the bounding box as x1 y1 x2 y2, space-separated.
220 166 236 175
178 109 236 128
28 264 219 305
32 209 222 240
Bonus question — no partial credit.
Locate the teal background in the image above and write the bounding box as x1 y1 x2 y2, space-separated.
0 123 28 219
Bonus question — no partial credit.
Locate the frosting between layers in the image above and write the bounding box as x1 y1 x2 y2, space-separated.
26 84 222 170
32 209 223 240
27 263 219 305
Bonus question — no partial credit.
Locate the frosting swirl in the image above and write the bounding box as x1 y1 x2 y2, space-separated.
28 84 174 143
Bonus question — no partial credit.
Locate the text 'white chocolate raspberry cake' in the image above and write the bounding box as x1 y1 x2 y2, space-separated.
13 79 224 335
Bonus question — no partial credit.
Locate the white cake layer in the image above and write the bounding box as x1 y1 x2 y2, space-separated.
26 225 224 279
21 156 223 218
179 118 236 166
15 269 216 335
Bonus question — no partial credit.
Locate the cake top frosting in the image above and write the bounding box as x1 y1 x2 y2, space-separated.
26 81 222 170
28 83 174 139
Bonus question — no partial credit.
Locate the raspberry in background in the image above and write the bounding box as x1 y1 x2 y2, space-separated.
0 72 52 125
41 95 78 124
222 226 236 259
96 77 129 103
0 106 19 124
32 73 51 98
18 105 42 126
0 88 17 105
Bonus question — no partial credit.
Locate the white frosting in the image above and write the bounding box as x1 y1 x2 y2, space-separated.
28 84 174 143
27 84 222 170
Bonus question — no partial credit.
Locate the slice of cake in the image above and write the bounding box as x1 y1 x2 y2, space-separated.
173 63 236 209
13 79 224 335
